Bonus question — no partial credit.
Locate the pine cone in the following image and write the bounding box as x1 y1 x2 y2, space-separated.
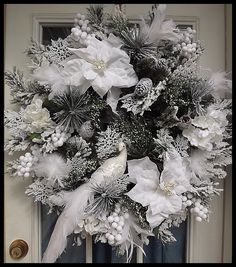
79 121 95 140
134 78 153 97
135 57 170 84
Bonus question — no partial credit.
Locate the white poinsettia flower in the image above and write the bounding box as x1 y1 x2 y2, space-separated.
63 34 138 97
183 106 228 151
126 152 192 229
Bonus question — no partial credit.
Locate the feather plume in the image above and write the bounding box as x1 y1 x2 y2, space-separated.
31 64 67 99
139 4 179 45
117 213 153 262
42 184 91 263
33 153 70 188
208 71 232 98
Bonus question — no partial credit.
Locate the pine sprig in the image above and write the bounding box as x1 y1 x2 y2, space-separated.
121 27 157 64
5 67 49 106
86 5 106 33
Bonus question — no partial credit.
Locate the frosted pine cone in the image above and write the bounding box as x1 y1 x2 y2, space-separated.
79 121 95 140
134 78 153 97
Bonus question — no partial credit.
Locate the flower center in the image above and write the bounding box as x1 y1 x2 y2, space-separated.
162 181 175 196
93 59 106 72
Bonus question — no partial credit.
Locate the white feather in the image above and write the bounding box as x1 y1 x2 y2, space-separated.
31 64 67 99
42 142 128 263
208 71 232 98
188 149 209 182
42 184 91 263
117 213 153 262
139 4 179 45
33 153 70 187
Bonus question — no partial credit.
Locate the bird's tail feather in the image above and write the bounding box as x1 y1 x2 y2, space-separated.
42 184 91 263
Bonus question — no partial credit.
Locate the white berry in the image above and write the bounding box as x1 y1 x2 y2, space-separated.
111 230 117 236
199 211 204 217
186 200 192 206
118 221 124 227
22 157 28 163
114 217 119 223
57 140 63 147
52 137 58 142
17 171 23 176
108 240 114 245
108 216 114 223
115 234 122 241
195 216 202 222
194 207 200 213
82 25 87 31
108 235 114 241
187 193 193 199
81 32 87 39
27 162 32 167
116 225 122 232
24 172 30 178
182 196 187 202
112 222 118 228
81 15 85 20
203 208 208 213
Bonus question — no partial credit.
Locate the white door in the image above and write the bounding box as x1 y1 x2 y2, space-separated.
4 4 232 263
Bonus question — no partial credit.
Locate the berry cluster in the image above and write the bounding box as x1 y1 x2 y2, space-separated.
17 152 36 177
173 27 199 59
71 13 95 46
104 204 128 245
182 193 209 222
50 126 71 148
190 199 208 222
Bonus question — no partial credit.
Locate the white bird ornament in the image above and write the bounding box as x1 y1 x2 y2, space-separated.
42 142 127 263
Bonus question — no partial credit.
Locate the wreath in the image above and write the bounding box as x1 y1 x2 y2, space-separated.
4 4 232 263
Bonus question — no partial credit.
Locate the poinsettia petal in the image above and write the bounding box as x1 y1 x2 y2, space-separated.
91 73 113 97
127 156 160 184
149 194 182 215
126 181 157 207
83 68 98 80
146 206 166 228
106 87 122 114
68 45 97 62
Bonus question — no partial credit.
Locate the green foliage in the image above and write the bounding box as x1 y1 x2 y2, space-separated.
86 5 106 33
5 67 49 106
